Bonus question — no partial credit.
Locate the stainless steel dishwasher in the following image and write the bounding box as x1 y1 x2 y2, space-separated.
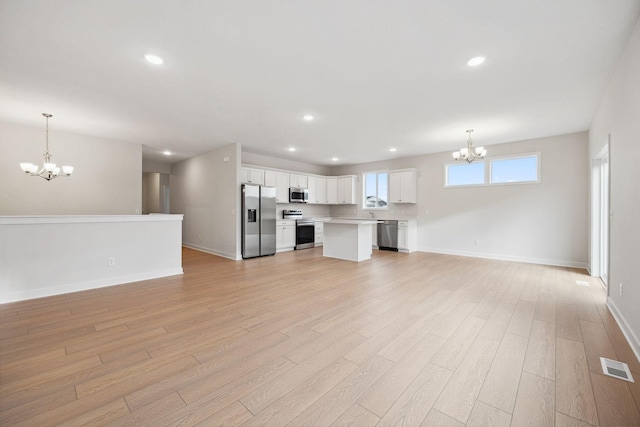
377 220 398 251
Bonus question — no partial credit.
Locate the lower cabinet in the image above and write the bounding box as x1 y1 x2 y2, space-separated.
397 220 417 253
276 220 295 252
314 220 324 246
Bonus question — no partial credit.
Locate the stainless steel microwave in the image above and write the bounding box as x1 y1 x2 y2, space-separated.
289 187 308 203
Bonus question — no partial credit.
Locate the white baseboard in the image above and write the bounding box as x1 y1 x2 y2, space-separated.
607 299 640 365
183 243 240 260
0 268 184 305
418 247 588 270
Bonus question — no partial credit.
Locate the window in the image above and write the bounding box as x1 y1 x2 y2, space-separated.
446 162 485 187
445 153 540 187
490 154 539 184
364 172 388 208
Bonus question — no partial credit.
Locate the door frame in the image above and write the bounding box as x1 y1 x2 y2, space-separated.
590 136 610 291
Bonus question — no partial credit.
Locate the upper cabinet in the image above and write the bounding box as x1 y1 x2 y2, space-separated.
289 173 308 189
240 167 265 186
243 165 357 205
389 169 417 204
337 176 357 204
264 170 290 203
326 178 338 204
326 176 356 204
308 176 327 204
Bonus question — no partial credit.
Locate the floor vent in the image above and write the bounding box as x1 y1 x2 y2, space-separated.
576 280 590 287
600 357 635 382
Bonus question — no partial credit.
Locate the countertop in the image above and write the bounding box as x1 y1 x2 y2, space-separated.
323 218 379 225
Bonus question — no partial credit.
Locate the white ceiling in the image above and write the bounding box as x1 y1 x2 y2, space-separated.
1 1 639 166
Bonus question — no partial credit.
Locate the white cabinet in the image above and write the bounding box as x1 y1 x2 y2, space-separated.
326 176 356 204
314 220 324 246
289 173 308 189
276 220 296 251
326 178 338 204
398 225 407 251
264 170 290 203
372 223 378 249
308 176 327 204
389 170 417 203
337 176 356 204
397 220 417 253
240 167 265 185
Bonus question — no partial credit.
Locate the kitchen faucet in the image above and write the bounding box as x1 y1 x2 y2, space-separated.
368 211 374 218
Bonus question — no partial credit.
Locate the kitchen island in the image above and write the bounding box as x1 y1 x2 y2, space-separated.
322 219 379 262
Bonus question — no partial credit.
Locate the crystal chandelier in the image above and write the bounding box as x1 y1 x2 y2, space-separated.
452 129 487 163
20 113 74 181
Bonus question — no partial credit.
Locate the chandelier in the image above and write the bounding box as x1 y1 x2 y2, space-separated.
452 129 486 163
20 113 74 181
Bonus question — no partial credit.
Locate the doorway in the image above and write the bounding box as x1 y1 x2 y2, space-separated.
591 138 610 291
163 185 171 214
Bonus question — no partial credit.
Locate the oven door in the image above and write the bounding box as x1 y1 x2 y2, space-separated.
295 220 315 249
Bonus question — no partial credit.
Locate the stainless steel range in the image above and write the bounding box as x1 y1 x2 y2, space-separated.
283 209 315 250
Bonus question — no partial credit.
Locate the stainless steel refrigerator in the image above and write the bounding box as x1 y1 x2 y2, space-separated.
241 184 277 258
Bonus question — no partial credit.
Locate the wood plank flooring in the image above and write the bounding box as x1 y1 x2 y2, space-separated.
1 247 639 426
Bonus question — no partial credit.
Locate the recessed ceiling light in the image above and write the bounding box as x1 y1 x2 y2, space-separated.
303 115 314 121
145 54 164 65
389 148 397 152
467 56 485 67
288 147 296 152
163 150 171 156
331 157 338 162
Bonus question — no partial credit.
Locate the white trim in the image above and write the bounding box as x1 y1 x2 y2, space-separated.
418 246 588 269
182 243 240 260
0 268 183 304
0 214 184 225
607 299 640 365
590 136 609 282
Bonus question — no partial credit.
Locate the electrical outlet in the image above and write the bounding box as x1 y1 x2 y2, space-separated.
108 257 116 266
135 208 140 214
619 283 623 296
474 239 480 245
198 234 202 241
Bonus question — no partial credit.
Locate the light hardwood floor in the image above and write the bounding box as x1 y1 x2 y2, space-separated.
1 247 639 426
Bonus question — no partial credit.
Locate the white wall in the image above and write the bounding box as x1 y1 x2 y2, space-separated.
589 18 640 358
142 172 169 214
0 215 183 303
332 132 589 268
142 158 172 174
242 151 331 176
171 143 241 259
0 121 142 215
